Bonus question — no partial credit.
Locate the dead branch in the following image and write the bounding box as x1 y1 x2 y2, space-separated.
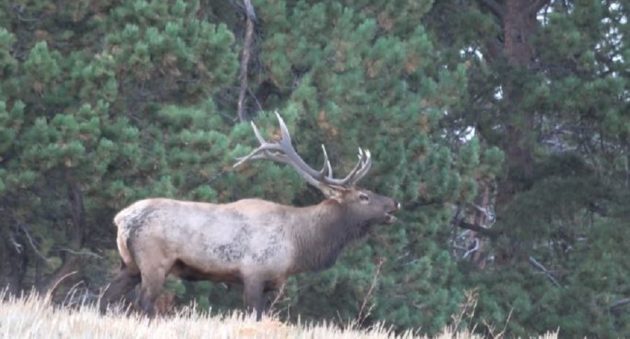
44 271 78 303
495 307 514 338
237 0 256 122
59 248 103 259
9 232 23 254
268 281 287 313
451 288 479 332
610 298 630 313
528 256 561 288
470 203 496 225
19 224 51 264
356 258 384 325
463 238 480 259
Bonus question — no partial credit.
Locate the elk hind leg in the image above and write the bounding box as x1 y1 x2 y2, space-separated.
100 265 141 314
137 268 168 317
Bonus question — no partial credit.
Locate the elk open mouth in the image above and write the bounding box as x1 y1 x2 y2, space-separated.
384 212 397 224
384 202 400 224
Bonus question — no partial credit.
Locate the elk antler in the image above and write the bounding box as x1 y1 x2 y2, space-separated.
234 112 372 195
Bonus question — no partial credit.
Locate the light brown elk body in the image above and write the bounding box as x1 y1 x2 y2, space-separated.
100 113 400 319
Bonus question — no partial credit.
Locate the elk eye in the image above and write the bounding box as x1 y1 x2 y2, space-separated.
359 193 370 202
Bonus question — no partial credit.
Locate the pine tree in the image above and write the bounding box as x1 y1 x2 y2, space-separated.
427 0 629 336
0 0 239 293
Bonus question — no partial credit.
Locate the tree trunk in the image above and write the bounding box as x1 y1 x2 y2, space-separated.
476 0 549 263
496 0 544 206
237 0 256 122
503 0 538 67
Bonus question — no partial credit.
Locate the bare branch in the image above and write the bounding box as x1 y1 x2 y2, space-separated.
268 281 287 312
528 256 561 287
237 0 256 122
463 238 480 259
59 248 103 259
244 0 256 20
247 87 263 112
357 258 384 325
610 298 630 312
9 232 23 254
469 203 496 225
44 271 78 303
496 308 514 338
19 224 52 264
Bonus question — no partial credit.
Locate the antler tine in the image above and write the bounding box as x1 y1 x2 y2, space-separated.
271 113 325 179
233 121 283 168
251 121 267 144
316 147 371 187
339 148 366 183
275 111 292 145
349 149 372 185
320 144 333 178
271 114 341 190
234 113 332 191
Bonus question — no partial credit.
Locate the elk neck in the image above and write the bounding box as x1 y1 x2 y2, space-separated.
288 199 372 274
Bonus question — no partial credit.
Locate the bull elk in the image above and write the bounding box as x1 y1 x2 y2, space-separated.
99 113 400 319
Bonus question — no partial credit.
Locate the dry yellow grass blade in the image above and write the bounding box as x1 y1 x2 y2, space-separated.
0 292 557 339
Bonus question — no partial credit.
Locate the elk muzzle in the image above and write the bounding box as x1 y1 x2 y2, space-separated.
384 199 401 224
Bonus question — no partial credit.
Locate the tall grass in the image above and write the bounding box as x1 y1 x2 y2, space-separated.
0 292 557 339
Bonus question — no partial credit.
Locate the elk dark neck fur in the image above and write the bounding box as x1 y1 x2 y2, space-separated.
289 199 372 274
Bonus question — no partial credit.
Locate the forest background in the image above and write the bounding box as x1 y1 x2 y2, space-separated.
0 0 628 337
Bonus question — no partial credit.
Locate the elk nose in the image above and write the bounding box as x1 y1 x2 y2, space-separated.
393 199 401 211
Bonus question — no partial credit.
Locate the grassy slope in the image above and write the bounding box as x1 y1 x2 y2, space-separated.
0 294 557 339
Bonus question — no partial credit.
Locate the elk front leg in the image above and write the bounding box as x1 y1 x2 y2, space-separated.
243 278 265 321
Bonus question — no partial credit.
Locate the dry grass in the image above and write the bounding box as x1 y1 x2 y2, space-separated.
0 292 557 339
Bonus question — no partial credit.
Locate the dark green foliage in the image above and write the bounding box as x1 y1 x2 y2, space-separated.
0 0 240 296
1 0 628 337
426 0 629 337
